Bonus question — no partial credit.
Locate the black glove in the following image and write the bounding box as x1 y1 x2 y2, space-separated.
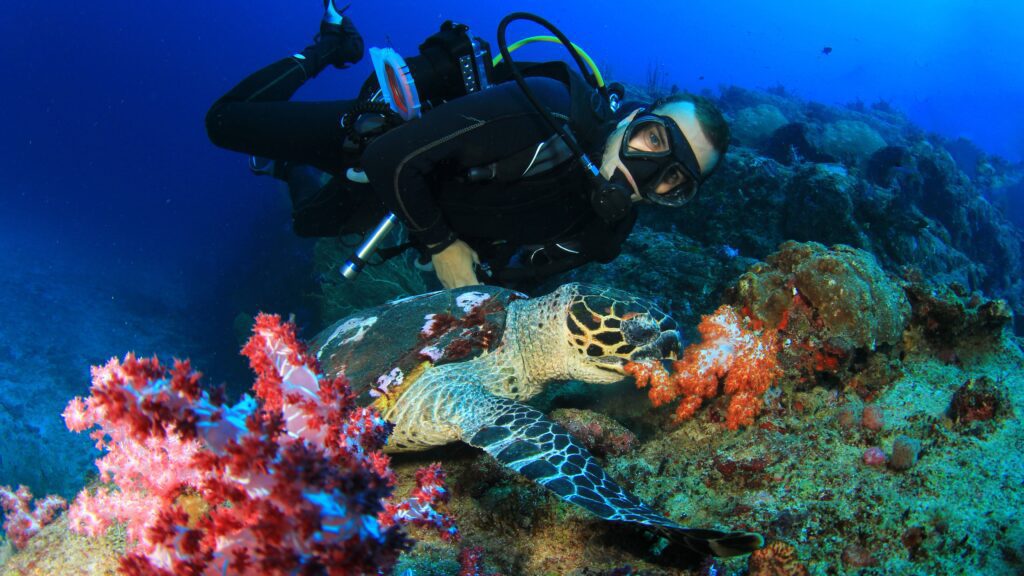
296 11 364 76
317 3 364 68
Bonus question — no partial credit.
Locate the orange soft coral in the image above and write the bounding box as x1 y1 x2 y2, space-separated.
748 541 809 576
627 305 782 430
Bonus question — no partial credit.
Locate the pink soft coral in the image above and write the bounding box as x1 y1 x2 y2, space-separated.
63 313 457 575
0 485 66 549
627 305 782 430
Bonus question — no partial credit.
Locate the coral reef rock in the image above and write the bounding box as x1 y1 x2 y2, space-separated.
731 241 910 352
811 119 887 166
731 104 790 147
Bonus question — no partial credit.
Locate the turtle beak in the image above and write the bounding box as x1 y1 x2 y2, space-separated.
594 356 629 375
662 333 681 360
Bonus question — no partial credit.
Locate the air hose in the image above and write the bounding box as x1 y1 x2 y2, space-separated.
493 35 606 89
496 12 632 223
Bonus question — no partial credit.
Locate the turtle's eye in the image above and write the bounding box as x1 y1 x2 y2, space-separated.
622 316 658 345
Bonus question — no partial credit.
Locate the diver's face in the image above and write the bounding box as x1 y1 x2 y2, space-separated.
601 101 721 201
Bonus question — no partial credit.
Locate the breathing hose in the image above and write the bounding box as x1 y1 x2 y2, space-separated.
496 12 632 223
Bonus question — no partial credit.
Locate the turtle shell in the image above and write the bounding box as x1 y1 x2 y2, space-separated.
309 286 525 407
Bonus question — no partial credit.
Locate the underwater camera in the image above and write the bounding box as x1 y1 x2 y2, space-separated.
368 21 494 120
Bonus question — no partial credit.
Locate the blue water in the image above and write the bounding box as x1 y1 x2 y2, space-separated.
1 0 1022 500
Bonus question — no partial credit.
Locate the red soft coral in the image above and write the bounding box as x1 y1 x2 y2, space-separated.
0 485 66 549
627 305 782 430
63 313 457 575
380 463 459 541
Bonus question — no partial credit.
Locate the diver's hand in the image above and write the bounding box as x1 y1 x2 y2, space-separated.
318 4 364 67
431 240 481 289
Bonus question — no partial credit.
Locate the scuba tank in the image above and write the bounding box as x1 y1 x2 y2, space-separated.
341 12 631 280
338 20 496 280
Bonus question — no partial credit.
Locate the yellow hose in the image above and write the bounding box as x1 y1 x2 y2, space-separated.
492 35 605 88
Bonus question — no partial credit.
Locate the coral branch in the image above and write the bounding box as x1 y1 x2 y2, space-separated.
380 463 460 541
62 313 456 575
0 486 66 549
628 305 782 430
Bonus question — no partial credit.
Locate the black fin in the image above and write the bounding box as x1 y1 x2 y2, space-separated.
463 397 764 557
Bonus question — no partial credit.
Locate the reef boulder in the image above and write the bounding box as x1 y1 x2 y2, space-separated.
731 104 790 147
810 120 887 166
782 163 870 249
730 241 910 353
904 279 1014 351
763 122 837 165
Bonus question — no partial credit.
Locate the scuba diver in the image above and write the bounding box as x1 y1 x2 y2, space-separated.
206 2 731 290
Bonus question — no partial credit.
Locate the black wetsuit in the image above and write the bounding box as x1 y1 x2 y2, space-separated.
206 51 638 286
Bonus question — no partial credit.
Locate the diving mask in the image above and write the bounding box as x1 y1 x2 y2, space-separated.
617 111 704 207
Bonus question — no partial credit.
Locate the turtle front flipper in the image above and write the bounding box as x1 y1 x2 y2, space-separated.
459 395 764 558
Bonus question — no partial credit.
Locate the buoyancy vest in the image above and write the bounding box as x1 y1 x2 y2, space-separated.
355 59 633 285
437 62 637 286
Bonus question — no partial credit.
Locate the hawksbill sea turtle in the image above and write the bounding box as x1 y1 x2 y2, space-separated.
310 283 764 558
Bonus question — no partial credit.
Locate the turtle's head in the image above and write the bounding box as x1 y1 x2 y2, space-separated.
560 284 680 383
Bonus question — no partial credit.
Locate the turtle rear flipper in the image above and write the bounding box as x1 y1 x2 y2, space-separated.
460 396 764 558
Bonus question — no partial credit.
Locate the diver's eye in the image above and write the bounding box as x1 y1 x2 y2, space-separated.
655 166 690 195
645 125 672 153
663 166 685 187
646 129 663 150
